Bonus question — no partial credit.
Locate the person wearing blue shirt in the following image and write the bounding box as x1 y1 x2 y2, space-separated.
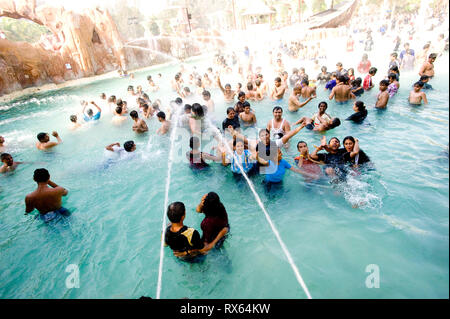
82 101 102 122
262 148 304 191
325 72 337 91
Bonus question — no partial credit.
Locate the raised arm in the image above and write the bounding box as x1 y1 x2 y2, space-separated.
90 101 101 113
310 136 327 160
280 123 305 145
106 142 120 152
348 138 360 158
217 76 225 93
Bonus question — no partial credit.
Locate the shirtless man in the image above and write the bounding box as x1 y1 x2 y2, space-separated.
36 131 62 150
270 77 287 101
329 75 355 103
0 136 5 153
288 86 314 112
0 153 23 173
239 103 257 127
217 76 236 103
409 81 428 105
25 168 69 222
245 82 261 101
69 115 82 130
267 106 291 140
375 80 390 109
300 79 317 99
112 106 127 125
419 53 437 79
156 111 171 135
256 74 270 97
171 73 182 92
129 110 148 133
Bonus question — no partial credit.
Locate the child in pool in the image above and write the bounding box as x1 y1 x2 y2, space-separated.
409 81 428 105
375 80 390 109
221 138 256 176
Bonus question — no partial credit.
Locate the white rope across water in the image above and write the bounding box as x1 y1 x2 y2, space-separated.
209 121 312 299
156 105 182 299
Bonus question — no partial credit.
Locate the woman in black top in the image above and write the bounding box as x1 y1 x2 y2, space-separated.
343 136 371 167
346 101 368 123
351 78 364 97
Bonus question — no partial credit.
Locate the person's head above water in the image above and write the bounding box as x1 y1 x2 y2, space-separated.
368 67 377 75
419 75 430 83
115 106 123 115
329 118 341 129
321 66 327 73
328 137 340 151
354 101 366 113
123 140 136 152
297 141 309 155
226 107 236 119
129 110 139 120
1 153 13 166
0 136 5 144
413 81 424 91
175 97 183 105
127 85 134 92
318 101 328 113
184 104 192 113
37 132 49 142
343 136 356 152
201 192 227 219
428 53 437 61
86 108 93 117
238 91 246 102
70 115 77 123
33 168 50 184
157 111 166 121
274 77 281 86
202 90 211 99
388 73 397 82
379 80 389 90
167 201 185 223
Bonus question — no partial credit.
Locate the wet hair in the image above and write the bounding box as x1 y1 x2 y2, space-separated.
192 103 204 117
116 99 124 107
390 66 400 74
336 62 343 67
129 110 138 119
380 79 390 86
237 82 242 88
414 81 424 88
201 192 228 220
272 106 283 112
175 97 183 104
238 91 246 99
127 85 134 91
202 90 211 97
329 137 340 144
184 104 192 111
368 67 377 75
348 68 354 75
391 52 398 58
70 115 77 123
167 202 185 223
292 68 299 74
100 93 106 99
157 111 166 119
33 168 50 183
115 106 123 114
338 75 346 83
226 107 235 115
388 73 397 81
247 82 254 90
343 136 356 145
297 141 307 149
142 104 149 110
331 72 337 78
318 101 328 109
423 43 430 49
419 75 429 81
147 75 152 80
355 101 366 112
143 93 150 101
190 136 199 149
123 140 135 152
87 109 93 116
329 118 341 129
37 132 47 142
1 153 11 161
225 83 231 89
243 101 250 108
301 79 309 86
429 53 437 59
321 66 327 72
353 77 362 87
274 77 281 82
183 87 190 93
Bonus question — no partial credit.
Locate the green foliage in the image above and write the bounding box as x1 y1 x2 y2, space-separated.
0 17 51 43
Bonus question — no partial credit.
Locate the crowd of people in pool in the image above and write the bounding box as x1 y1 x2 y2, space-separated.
0 19 446 261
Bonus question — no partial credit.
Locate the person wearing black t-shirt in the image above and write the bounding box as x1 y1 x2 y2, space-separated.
346 101 368 123
310 136 347 178
164 201 227 260
342 136 371 167
316 66 331 85
222 107 240 133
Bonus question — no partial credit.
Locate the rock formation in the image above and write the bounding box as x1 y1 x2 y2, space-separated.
0 0 135 96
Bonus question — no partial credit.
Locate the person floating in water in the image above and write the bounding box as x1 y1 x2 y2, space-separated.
36 131 62 150
294 101 340 132
25 168 70 222
165 201 228 260
129 110 148 133
409 81 428 105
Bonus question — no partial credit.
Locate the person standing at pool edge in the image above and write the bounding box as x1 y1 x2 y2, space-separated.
25 168 70 222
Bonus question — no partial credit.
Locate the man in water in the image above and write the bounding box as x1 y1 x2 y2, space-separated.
288 85 314 112
82 101 102 122
105 141 136 160
310 136 347 179
419 53 437 79
112 105 127 125
270 77 287 101
129 110 148 133
375 80 390 109
409 82 428 105
202 90 215 114
300 79 316 99
217 76 236 103
329 75 355 103
156 111 171 135
25 168 70 222
69 115 82 130
417 75 433 90
239 102 257 128
36 131 62 150
0 136 5 153
0 153 23 173
267 106 291 140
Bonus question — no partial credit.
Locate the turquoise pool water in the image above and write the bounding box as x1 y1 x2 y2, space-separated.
0 54 448 299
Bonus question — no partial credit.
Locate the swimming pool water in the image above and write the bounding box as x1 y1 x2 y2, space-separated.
0 52 448 299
